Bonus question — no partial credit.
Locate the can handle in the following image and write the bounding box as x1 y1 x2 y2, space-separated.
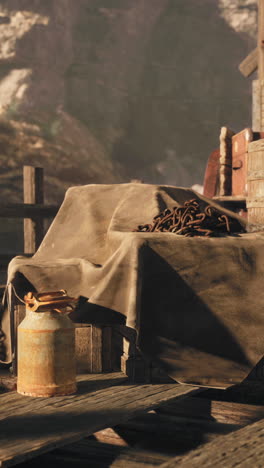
24 290 78 313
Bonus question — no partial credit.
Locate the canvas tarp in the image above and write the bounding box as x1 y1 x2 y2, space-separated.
2 183 264 388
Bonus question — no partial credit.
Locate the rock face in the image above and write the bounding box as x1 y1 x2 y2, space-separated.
0 0 257 203
219 0 257 39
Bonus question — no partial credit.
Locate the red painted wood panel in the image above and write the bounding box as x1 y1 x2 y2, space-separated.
232 128 253 196
203 148 220 198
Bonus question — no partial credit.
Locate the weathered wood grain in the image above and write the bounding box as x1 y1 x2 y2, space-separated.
253 0 264 133
20 439 170 468
160 415 264 467
110 412 238 450
16 411 239 467
157 396 264 426
91 325 112 373
219 127 234 196
75 324 113 374
0 373 199 467
0 372 127 417
75 325 92 373
239 48 258 77
23 166 44 254
203 148 220 198
232 128 253 197
252 80 261 131
248 139 264 152
259 0 264 81
247 140 264 223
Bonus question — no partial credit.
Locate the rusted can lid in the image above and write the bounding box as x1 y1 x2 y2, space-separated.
24 290 78 313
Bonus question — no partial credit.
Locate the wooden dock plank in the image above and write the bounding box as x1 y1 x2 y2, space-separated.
100 413 239 455
0 372 127 417
160 414 264 467
0 373 199 467
157 395 264 426
18 440 170 468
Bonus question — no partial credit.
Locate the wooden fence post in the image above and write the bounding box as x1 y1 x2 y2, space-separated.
23 166 44 254
253 0 264 131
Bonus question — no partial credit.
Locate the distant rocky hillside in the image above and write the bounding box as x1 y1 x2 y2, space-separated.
0 0 257 203
0 115 121 204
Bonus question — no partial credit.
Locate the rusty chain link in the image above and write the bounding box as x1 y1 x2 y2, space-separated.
133 199 244 237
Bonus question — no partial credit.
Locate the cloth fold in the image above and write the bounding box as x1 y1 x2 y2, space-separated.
1 183 264 388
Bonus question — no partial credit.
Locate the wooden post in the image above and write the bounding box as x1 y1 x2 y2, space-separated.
253 1 264 131
252 80 261 131
23 166 44 254
239 2 264 129
120 326 151 382
258 0 264 80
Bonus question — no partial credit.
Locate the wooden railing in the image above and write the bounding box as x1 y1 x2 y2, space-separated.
0 166 60 270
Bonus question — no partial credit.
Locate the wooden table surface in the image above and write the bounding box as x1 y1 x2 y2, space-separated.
0 372 199 467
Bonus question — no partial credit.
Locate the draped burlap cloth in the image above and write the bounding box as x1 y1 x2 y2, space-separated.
2 183 264 388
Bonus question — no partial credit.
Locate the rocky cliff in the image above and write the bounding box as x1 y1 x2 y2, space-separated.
0 0 257 203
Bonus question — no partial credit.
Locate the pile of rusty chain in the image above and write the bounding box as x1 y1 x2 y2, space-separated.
134 199 243 237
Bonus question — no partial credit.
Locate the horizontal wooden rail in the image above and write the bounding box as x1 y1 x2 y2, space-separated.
213 196 246 202
0 166 60 274
0 203 59 219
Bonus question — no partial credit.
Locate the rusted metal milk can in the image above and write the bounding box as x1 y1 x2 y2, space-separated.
17 290 77 397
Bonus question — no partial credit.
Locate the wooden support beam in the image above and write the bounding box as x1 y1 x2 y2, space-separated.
23 166 44 254
239 48 258 77
253 1 264 130
258 0 264 80
252 80 261 131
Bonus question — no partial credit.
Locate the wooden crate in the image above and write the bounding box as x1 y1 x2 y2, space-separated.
247 138 264 225
75 324 112 373
12 305 114 375
232 128 253 197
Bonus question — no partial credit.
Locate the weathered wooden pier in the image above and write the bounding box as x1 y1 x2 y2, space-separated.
2 164 264 467
1 371 264 467
3 2 264 466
